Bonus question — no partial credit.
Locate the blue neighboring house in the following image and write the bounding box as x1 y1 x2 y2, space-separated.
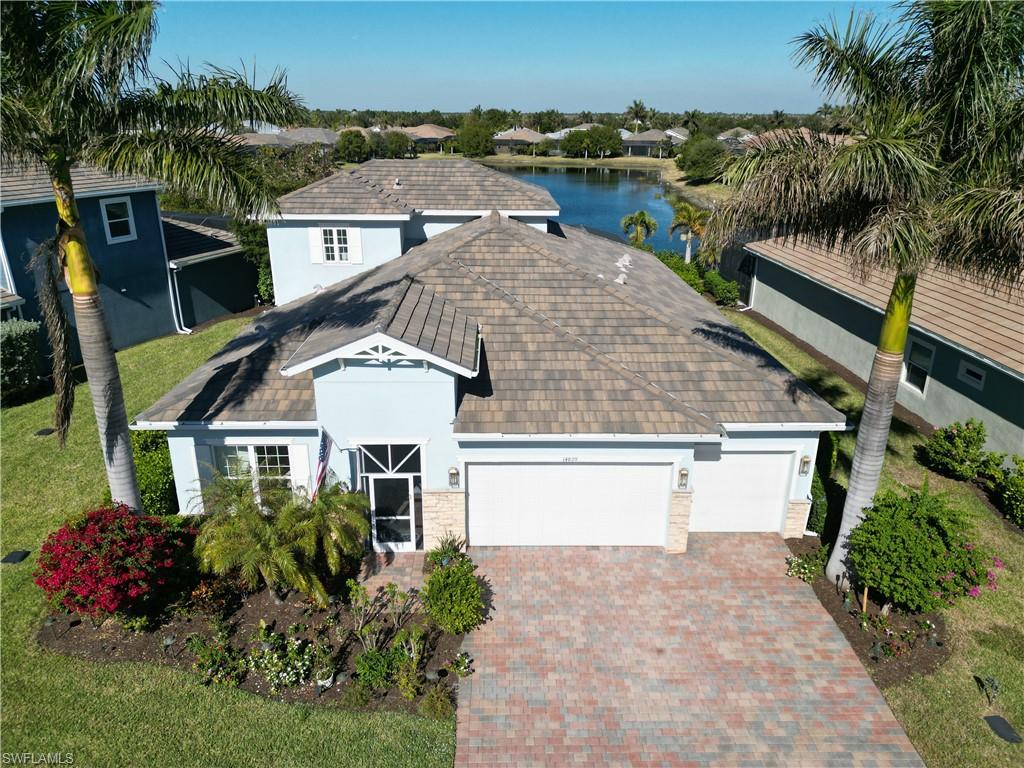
0 159 258 356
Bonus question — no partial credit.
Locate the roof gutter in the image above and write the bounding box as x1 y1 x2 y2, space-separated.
718 421 850 434
132 420 319 431
453 433 723 443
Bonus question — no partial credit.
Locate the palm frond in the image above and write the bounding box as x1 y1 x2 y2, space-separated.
938 185 1024 284
28 236 75 446
0 93 42 161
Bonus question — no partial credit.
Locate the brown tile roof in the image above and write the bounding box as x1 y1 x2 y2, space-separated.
276 169 413 216
139 216 842 432
401 124 456 141
624 129 669 144
494 127 548 144
1 158 156 205
746 238 1024 376
161 214 241 263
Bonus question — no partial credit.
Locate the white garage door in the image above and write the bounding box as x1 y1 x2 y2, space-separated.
467 463 671 546
689 451 793 533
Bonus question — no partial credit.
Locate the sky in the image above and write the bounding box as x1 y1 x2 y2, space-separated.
150 1 894 114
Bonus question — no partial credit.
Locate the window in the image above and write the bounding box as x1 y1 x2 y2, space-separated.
903 339 935 394
213 444 292 499
957 360 986 391
321 227 349 262
99 196 137 244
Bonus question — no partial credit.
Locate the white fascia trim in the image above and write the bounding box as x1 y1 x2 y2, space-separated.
417 209 560 218
277 213 411 221
280 330 480 378
169 246 244 269
719 421 850 433
747 247 1024 383
132 420 319 431
0 185 162 209
454 433 721 442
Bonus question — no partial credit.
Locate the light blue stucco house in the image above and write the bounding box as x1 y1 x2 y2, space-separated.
0 160 258 353
136 159 846 554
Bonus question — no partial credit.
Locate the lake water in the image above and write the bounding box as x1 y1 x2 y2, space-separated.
495 165 690 254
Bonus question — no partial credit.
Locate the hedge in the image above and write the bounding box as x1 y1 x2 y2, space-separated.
0 318 41 401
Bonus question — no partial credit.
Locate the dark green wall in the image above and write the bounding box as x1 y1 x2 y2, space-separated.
176 253 258 328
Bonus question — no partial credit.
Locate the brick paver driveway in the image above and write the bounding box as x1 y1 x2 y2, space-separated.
456 535 922 767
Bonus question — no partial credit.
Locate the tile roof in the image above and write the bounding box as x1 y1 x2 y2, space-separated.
276 169 413 216
1 158 156 205
401 124 456 141
139 215 842 432
747 237 1024 376
161 214 241 263
494 127 548 144
624 129 670 144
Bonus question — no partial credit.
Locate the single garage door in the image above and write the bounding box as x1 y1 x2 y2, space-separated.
689 451 793 533
467 463 672 546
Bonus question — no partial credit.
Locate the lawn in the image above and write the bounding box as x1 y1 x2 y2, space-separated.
725 309 1024 768
0 319 455 768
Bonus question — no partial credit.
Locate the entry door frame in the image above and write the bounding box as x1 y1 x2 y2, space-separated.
366 473 418 553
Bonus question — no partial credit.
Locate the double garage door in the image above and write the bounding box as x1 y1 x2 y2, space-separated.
466 453 793 547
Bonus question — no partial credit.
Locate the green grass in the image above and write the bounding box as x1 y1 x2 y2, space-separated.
0 320 455 767
726 309 1024 768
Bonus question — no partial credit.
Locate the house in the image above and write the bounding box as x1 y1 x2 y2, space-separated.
717 127 756 142
400 124 456 150
665 127 691 144
727 238 1024 455
492 127 548 152
544 122 601 141
623 129 672 157
266 158 559 303
136 166 845 554
0 159 257 352
238 127 339 150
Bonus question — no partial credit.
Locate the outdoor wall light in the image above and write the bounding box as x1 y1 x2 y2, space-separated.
677 468 689 490
448 466 460 488
799 455 812 476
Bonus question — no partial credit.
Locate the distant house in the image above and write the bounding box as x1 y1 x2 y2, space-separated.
545 122 601 141
665 127 691 144
0 159 257 352
401 124 456 150
717 127 756 141
493 127 547 152
623 129 672 157
238 127 339 151
724 238 1024 455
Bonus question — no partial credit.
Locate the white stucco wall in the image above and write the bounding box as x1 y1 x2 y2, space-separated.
267 220 404 304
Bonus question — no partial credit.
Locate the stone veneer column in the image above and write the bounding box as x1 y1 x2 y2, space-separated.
421 490 466 550
666 491 693 554
784 499 812 539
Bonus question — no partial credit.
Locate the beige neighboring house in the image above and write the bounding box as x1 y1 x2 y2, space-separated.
401 124 457 146
717 127 756 141
623 129 672 157
493 126 548 152
725 238 1024 455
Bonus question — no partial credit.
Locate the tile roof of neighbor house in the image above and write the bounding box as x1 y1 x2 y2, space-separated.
746 238 1024 376
666 127 691 142
493 127 548 144
623 129 670 144
138 214 843 432
161 213 242 264
401 124 457 141
277 159 558 215
745 128 857 148
1 158 156 206
718 127 755 140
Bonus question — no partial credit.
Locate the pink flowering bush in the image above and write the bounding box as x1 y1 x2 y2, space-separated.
848 484 997 612
34 506 191 617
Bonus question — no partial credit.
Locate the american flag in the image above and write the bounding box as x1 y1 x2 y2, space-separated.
311 429 334 501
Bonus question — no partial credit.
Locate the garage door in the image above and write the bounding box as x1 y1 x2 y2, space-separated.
467 463 671 546
689 451 793 533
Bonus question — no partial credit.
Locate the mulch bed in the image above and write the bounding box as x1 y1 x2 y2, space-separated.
786 536 950 689
37 583 464 712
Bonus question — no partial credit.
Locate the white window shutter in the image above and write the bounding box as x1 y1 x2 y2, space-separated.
309 227 324 264
289 443 312 498
348 227 363 264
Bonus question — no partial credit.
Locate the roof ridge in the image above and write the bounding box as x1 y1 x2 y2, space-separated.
438 249 718 431
347 167 415 211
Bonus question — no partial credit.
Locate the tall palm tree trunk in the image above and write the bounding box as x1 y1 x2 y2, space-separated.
684 233 693 263
50 163 141 510
825 272 916 583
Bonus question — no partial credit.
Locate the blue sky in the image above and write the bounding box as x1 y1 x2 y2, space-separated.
151 1 892 114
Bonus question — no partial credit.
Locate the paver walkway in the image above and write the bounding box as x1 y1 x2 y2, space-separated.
455 535 922 767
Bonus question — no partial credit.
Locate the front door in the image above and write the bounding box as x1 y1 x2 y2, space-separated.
359 444 423 552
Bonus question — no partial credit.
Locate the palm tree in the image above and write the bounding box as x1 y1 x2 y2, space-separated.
292 484 370 577
1 2 303 509
704 1 1023 584
669 201 710 262
625 99 647 133
679 110 702 136
768 109 787 128
621 210 658 247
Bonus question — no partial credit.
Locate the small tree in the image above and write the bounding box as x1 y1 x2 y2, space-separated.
587 125 622 158
621 210 658 247
383 130 415 159
560 129 590 158
675 136 727 183
336 130 370 163
457 124 495 157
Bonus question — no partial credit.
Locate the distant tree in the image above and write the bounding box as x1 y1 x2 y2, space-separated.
560 129 590 158
529 109 564 134
368 131 386 158
383 130 415 158
668 201 710 262
814 102 859 134
336 130 371 163
507 109 523 128
625 99 648 133
768 109 787 128
621 210 658 247
587 125 622 158
457 124 495 157
577 110 593 123
675 136 727 183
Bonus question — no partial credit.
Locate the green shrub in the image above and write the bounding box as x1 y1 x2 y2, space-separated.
340 680 372 707
785 545 828 583
674 136 727 183
423 557 485 635
336 130 371 163
418 683 455 720
457 124 495 157
0 318 41 400
426 531 467 570
133 431 178 515
354 648 394 692
807 469 828 535
186 629 247 686
247 620 317 693
921 419 1004 481
703 270 740 306
655 251 704 294
847 484 993 612
997 457 1024 526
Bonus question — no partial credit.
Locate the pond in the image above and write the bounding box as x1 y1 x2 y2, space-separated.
494 165 695 254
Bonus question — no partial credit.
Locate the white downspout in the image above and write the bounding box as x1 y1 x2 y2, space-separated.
155 200 192 334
